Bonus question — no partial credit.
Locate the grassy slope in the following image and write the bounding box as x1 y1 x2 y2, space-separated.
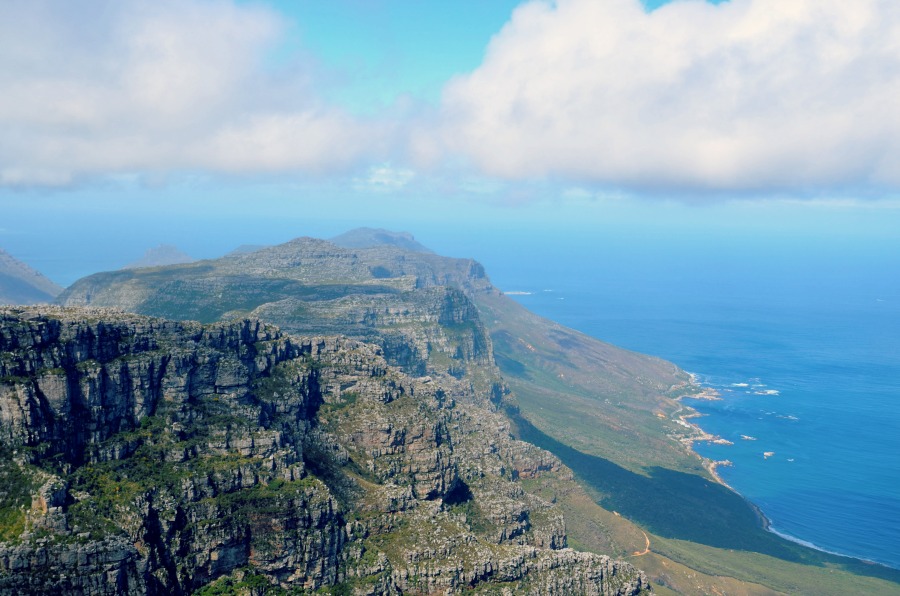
476 291 900 595
476 291 701 474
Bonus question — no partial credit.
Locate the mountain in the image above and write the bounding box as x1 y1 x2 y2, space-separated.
53 233 900 594
330 227 433 253
0 248 63 305
122 244 195 269
225 244 268 256
0 305 648 595
58 237 499 386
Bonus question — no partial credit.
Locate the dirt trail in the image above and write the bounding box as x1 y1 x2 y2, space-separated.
632 530 650 556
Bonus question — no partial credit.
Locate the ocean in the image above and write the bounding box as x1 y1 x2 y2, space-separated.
469 231 900 571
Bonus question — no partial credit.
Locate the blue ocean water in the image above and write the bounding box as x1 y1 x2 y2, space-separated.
472 235 900 571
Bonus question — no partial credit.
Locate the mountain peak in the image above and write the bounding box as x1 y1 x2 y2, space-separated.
123 244 195 269
0 247 63 304
330 227 432 253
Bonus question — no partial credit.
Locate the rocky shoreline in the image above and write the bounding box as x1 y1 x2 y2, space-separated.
673 377 775 534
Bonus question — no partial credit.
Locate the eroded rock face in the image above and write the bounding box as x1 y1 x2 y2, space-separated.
0 307 649 595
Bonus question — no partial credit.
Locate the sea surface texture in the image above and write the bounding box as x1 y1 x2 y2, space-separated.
490 241 900 571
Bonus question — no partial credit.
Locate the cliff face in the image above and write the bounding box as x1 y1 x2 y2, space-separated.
0 306 650 595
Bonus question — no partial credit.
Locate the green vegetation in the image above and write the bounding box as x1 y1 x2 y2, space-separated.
0 452 40 541
476 291 701 476
651 536 900 595
192 569 280 595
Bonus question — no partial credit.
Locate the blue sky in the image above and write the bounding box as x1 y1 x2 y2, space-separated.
262 1 525 110
1 0 899 284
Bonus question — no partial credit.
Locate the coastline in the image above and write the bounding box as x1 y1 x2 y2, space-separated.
673 375 773 528
674 374 900 572
672 378 738 489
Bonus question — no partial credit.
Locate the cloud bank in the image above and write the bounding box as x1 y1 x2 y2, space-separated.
4 0 900 195
0 0 389 187
439 0 900 192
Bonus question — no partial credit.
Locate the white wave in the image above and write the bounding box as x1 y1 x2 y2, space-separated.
766 526 878 565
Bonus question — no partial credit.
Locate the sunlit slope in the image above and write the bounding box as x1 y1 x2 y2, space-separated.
58 237 491 320
475 290 703 475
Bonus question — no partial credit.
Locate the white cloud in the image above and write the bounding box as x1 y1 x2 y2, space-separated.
8 0 900 197
0 0 389 187
439 0 900 192
354 164 416 193
561 187 593 200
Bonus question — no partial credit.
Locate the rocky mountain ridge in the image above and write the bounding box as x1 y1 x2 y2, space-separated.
57 234 695 473
0 306 650 595
58 237 500 391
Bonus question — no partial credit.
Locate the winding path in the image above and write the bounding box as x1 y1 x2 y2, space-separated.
632 530 651 556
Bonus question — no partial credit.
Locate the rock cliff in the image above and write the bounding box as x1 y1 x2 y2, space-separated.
0 306 650 595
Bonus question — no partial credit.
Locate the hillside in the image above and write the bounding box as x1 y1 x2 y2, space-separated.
0 248 63 305
54 230 900 594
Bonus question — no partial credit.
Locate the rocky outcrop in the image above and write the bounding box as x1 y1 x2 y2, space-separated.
0 307 650 595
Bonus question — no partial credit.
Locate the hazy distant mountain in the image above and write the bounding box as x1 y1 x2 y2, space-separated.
123 244 195 269
0 248 63 304
330 227 433 253
225 244 269 256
